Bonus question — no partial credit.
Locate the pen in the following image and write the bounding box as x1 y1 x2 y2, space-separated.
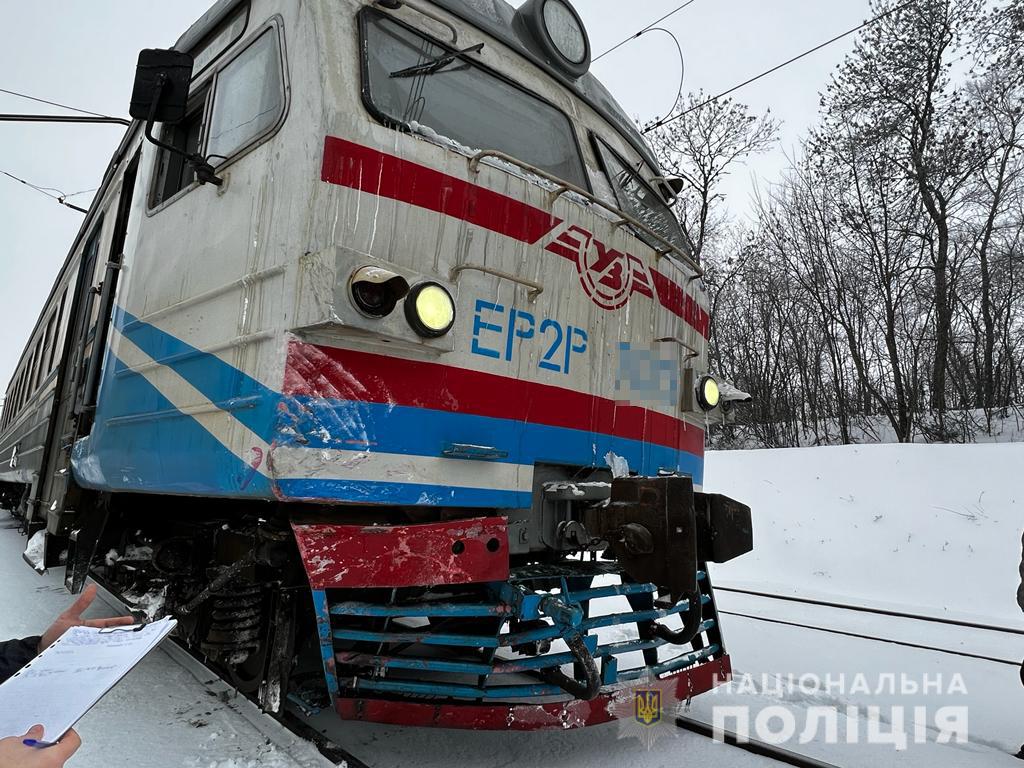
23 739 57 748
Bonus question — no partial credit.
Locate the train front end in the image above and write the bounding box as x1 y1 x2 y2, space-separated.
282 0 755 728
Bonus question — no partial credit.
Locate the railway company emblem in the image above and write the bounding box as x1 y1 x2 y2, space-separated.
634 689 662 726
545 224 655 310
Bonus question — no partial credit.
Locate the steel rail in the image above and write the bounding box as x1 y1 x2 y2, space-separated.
719 609 1020 666
716 585 1024 636
676 715 844 768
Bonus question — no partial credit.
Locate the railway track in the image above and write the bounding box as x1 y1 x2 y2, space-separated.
715 585 1024 636
94 576 846 768
715 584 1024 667
97 572 1018 768
676 715 843 768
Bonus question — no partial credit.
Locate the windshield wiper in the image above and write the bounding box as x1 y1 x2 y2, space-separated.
389 43 484 79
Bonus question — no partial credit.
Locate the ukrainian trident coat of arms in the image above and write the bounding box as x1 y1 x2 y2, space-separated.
634 689 662 726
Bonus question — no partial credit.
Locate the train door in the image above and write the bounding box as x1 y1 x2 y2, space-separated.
30 223 102 539
77 155 138 428
35 155 139 581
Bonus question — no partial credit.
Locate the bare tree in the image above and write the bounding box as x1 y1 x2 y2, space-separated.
649 92 779 262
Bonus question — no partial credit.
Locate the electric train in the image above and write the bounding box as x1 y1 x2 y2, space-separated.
0 0 753 729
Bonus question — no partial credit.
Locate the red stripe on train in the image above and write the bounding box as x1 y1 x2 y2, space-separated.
284 341 705 457
321 136 561 245
320 136 710 339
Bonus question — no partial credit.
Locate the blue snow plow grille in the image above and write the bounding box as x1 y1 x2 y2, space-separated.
319 562 723 702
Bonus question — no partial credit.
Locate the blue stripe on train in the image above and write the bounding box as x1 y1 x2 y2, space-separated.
276 479 531 508
72 351 274 498
77 309 703 502
281 395 703 481
113 307 280 441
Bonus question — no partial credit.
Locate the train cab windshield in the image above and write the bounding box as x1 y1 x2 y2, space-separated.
360 8 588 189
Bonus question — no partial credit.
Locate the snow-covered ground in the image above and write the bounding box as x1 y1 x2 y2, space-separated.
697 444 1024 766
707 442 1024 624
2 442 1022 766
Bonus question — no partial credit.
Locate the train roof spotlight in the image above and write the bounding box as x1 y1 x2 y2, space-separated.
517 0 591 79
696 375 721 411
405 282 456 338
350 266 410 318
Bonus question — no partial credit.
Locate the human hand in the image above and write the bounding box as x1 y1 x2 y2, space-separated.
0 725 81 767
39 584 135 652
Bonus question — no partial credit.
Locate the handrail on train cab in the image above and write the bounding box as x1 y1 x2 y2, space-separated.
656 336 701 360
449 264 544 302
466 149 704 281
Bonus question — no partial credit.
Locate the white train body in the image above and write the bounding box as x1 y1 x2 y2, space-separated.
43 0 710 510
0 0 748 730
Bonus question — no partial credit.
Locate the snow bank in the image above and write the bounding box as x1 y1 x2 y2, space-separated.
704 443 1024 623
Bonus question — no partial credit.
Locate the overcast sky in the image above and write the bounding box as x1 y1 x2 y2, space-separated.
0 0 872 393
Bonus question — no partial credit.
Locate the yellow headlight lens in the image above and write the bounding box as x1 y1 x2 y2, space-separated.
406 283 456 337
697 375 720 411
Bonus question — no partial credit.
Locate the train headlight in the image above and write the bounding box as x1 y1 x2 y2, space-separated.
696 375 721 411
349 266 410 318
405 282 456 338
516 0 591 79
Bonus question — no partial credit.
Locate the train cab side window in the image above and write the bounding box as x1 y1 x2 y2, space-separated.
591 136 688 254
149 25 284 209
206 30 284 163
151 90 208 207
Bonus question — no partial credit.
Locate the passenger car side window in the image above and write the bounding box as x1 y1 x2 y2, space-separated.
207 30 284 164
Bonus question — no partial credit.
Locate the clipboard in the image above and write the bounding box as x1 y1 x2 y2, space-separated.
0 616 177 741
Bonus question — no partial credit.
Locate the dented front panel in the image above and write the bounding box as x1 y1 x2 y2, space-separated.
291 517 509 588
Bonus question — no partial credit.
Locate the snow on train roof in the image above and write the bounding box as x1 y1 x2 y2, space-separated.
174 0 662 174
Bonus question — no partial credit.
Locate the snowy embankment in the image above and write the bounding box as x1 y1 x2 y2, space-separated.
705 442 1024 624
696 443 1024 767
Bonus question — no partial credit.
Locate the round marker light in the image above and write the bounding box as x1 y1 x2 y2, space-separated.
696 375 721 411
516 0 591 79
405 282 456 338
543 1 587 64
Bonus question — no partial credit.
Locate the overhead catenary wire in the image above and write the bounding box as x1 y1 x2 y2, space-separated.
0 86 116 119
642 0 919 133
592 0 700 62
0 170 89 214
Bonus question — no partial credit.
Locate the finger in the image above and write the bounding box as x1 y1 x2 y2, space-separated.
20 724 45 740
51 729 82 760
61 584 97 620
82 616 135 628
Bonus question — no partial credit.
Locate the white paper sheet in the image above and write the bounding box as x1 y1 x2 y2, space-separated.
0 616 177 741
